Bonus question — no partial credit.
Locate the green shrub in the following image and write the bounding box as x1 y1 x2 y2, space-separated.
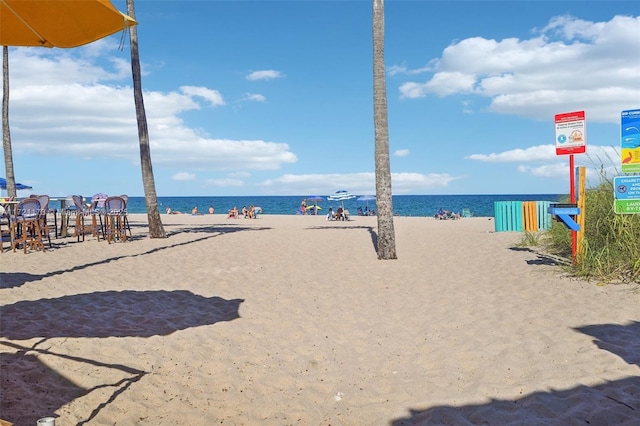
517 231 542 247
543 178 640 284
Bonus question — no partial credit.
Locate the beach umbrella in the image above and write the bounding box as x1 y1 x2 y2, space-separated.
0 177 31 191
327 190 355 209
0 0 137 48
357 195 376 210
1 0 137 198
307 195 324 215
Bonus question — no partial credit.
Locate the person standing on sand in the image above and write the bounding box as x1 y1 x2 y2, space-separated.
301 199 307 215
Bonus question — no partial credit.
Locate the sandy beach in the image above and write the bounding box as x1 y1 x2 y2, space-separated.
1 214 639 425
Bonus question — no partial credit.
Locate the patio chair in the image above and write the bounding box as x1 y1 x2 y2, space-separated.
10 198 45 253
72 195 101 242
119 194 132 237
30 194 55 248
0 199 10 253
104 196 128 243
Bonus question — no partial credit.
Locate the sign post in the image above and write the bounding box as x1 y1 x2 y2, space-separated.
614 176 640 214
621 109 640 173
554 111 586 263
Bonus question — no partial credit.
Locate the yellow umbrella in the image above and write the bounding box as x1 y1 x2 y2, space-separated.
0 0 136 48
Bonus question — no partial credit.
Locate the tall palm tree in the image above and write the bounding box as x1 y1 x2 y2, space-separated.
372 0 397 259
2 46 17 199
126 0 166 238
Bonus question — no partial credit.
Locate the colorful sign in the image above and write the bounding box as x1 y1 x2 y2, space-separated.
614 175 640 214
621 109 640 173
555 111 586 155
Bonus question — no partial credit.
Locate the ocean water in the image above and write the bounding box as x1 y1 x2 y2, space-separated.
124 194 566 218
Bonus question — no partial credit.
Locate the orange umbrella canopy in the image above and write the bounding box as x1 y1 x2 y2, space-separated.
0 0 136 48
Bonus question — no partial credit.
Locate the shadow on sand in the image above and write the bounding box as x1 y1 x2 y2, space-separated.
0 291 243 424
0 290 243 339
391 321 640 424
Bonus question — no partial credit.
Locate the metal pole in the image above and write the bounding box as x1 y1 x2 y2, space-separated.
570 154 577 263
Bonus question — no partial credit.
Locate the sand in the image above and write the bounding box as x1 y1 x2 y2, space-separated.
1 213 639 425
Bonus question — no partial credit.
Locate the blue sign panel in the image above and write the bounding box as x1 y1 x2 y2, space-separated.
621 109 640 172
614 176 640 200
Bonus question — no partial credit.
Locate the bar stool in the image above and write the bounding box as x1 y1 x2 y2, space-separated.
104 196 128 244
10 198 45 253
72 195 101 242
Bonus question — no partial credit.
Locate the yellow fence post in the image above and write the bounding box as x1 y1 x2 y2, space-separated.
522 201 538 232
576 166 586 261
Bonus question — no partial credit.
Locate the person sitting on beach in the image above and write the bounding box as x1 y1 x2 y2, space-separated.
327 207 334 220
208 205 214 214
343 208 350 221
166 206 172 214
247 205 256 219
435 208 448 220
242 206 248 218
228 206 239 218
336 207 344 221
192 206 198 215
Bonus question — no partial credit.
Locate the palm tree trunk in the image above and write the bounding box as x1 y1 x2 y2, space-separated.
2 46 17 199
373 0 397 259
126 0 166 238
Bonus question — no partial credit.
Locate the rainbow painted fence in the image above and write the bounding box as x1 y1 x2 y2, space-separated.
494 201 552 232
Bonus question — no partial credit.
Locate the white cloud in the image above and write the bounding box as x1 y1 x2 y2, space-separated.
243 92 267 102
388 62 433 76
394 149 410 157
400 72 476 98
180 86 225 106
246 70 285 81
4 48 298 172
467 144 621 166
259 172 460 195
396 15 640 123
466 145 556 162
472 144 622 186
205 178 245 187
172 172 196 181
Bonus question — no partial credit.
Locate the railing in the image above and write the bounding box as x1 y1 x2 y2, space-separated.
494 201 552 232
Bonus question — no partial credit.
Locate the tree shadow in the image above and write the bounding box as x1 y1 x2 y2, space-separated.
574 321 640 368
1 289 242 422
0 290 244 339
0 225 268 289
0 272 45 289
390 321 640 424
0 341 146 425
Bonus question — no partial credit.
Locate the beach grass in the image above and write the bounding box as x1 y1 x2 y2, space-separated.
543 177 640 284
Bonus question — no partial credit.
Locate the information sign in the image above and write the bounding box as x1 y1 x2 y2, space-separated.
621 109 640 173
555 111 586 155
614 176 640 214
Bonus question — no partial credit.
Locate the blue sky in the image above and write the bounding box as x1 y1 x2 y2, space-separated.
2 0 639 197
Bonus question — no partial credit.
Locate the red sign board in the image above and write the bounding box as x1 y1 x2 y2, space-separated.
555 111 586 155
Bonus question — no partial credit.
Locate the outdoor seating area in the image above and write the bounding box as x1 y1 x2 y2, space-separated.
0 193 131 253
